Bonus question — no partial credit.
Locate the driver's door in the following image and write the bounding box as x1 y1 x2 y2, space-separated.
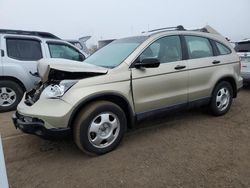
131 35 188 114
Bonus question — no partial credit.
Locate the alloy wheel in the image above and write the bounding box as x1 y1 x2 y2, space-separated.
0 87 17 107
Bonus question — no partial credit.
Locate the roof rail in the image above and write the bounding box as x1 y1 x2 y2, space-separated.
192 28 209 33
142 25 222 36
0 29 60 39
191 25 221 35
142 25 185 33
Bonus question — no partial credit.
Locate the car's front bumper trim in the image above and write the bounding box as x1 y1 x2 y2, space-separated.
12 112 71 139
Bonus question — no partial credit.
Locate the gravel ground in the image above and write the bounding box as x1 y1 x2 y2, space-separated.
0 87 250 188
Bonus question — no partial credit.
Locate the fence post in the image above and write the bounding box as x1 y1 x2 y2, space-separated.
0 135 9 188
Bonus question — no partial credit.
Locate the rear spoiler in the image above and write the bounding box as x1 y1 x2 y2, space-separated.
192 25 222 35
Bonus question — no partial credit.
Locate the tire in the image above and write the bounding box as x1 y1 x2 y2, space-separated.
73 101 127 155
210 81 233 116
0 80 24 112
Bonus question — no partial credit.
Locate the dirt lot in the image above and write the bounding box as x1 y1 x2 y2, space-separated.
1 87 250 188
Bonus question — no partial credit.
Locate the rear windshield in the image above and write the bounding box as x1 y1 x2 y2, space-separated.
235 41 250 52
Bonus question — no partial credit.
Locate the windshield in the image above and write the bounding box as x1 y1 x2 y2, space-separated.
84 36 148 68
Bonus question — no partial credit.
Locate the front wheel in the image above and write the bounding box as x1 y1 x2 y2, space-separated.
73 101 127 155
210 81 233 116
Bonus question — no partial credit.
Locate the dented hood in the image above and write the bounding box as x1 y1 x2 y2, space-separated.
37 58 108 82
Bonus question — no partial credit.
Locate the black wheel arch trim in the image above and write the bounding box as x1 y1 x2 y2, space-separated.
0 76 26 92
67 92 136 129
213 76 238 98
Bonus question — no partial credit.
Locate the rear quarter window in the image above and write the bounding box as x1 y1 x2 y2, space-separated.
215 42 231 55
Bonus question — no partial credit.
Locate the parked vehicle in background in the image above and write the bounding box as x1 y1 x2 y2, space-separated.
67 36 91 56
0 29 86 112
235 39 250 83
98 39 115 49
67 40 84 51
13 25 242 155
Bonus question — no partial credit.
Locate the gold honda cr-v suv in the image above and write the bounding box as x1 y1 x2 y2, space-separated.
12 26 243 155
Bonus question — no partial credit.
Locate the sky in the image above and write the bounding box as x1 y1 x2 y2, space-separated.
0 0 250 45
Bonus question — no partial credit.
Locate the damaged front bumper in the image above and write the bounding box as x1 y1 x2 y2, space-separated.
12 93 74 139
12 112 71 138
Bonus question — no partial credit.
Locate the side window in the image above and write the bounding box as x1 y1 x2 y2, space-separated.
48 43 85 61
215 42 231 55
6 38 42 61
139 36 182 64
185 36 213 59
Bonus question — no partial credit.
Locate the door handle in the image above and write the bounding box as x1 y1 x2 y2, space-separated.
212 60 221 64
29 71 39 77
174 65 186 70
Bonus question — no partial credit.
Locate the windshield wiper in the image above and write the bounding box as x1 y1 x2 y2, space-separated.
100 65 115 69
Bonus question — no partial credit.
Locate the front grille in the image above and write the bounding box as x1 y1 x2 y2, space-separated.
16 112 44 124
24 83 46 106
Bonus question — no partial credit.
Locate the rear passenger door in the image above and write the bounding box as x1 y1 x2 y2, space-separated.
2 37 44 90
184 35 221 101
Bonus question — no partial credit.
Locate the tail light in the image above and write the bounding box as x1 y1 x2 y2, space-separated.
238 56 241 71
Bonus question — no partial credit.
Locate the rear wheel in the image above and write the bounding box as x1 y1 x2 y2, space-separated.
73 101 127 155
210 81 233 116
0 80 24 112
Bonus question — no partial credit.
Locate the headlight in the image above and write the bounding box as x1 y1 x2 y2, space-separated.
40 80 78 99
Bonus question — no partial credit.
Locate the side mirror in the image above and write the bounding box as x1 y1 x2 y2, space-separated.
135 58 160 69
79 54 85 61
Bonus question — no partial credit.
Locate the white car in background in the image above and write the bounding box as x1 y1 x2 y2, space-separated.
235 39 250 83
67 36 91 56
0 29 87 112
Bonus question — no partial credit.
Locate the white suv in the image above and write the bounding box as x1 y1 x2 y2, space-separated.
0 29 86 112
235 39 250 83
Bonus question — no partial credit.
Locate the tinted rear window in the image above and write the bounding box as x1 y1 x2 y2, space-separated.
235 41 250 52
6 38 43 61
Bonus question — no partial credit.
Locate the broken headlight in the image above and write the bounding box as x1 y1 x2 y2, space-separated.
40 80 78 99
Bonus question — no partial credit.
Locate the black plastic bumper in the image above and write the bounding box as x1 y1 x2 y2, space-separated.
12 112 71 139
